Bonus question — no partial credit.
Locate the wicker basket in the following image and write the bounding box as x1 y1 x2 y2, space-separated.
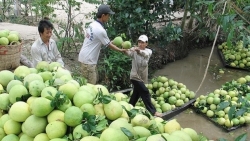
0 43 22 71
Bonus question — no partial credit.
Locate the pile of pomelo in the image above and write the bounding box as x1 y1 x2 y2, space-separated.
0 29 20 46
218 40 250 70
139 76 196 113
0 61 207 141
193 75 250 128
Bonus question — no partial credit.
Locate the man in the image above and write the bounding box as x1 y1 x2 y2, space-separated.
124 35 162 117
78 4 127 84
31 18 64 68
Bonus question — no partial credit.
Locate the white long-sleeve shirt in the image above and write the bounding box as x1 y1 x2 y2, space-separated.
126 47 152 83
30 37 64 68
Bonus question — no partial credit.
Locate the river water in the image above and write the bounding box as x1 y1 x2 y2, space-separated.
152 47 250 141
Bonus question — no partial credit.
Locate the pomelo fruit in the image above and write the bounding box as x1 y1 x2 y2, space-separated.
146 134 165 141
39 71 53 82
73 124 89 139
94 103 105 116
133 126 151 137
113 36 123 47
109 118 137 137
73 90 95 107
29 80 46 97
14 65 31 78
182 128 199 141
36 61 49 71
34 133 50 141
93 84 109 95
0 37 9 45
9 84 28 104
3 119 22 134
22 115 47 137
57 99 72 112
64 106 83 127
104 100 123 120
80 136 100 141
0 70 14 87
46 121 67 139
164 119 181 134
30 97 54 117
0 114 10 128
80 103 96 115
9 101 31 122
122 41 132 49
0 127 6 140
0 30 9 37
41 86 58 99
131 114 151 129
6 79 23 93
19 133 34 141
100 127 129 141
55 68 71 78
7 33 19 42
0 94 10 110
47 110 64 123
114 92 127 102
59 83 78 100
67 79 80 88
49 62 62 71
171 130 192 141
1 134 19 141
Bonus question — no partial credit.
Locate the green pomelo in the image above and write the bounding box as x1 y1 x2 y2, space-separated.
104 100 123 120
30 97 54 117
55 68 71 78
9 84 28 104
14 65 31 78
119 101 131 111
60 74 73 83
49 138 68 141
26 96 38 106
113 36 123 47
36 61 49 71
7 34 19 42
29 68 38 74
38 71 53 82
73 90 95 107
131 114 151 129
49 62 62 71
3 119 22 134
164 119 181 134
122 41 132 49
22 115 47 137
109 118 137 137
1 134 19 141
67 80 80 89
0 127 6 141
9 101 31 122
0 30 9 37
64 106 83 127
29 80 46 97
133 126 151 137
57 99 72 112
165 134 185 141
6 79 23 93
0 94 10 110
146 134 165 141
0 37 9 45
100 127 129 141
171 130 192 141
161 103 172 112
135 137 147 141
94 103 105 116
47 110 64 123
80 136 100 141
23 73 44 87
41 86 58 99
59 83 78 100
155 121 164 133
93 84 109 95
73 124 89 139
0 70 14 87
79 85 95 94
182 128 199 141
19 133 34 141
34 133 50 141
46 121 67 139
0 114 10 128
80 103 96 115
114 92 127 102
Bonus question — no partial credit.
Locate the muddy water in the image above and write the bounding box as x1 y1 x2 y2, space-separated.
152 47 250 141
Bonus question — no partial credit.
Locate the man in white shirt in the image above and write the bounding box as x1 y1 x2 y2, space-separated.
78 4 127 84
31 19 64 68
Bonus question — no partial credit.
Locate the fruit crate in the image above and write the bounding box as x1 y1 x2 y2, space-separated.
217 47 250 72
192 108 247 132
112 88 196 120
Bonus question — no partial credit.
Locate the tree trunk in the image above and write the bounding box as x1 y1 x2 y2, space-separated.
14 0 20 16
